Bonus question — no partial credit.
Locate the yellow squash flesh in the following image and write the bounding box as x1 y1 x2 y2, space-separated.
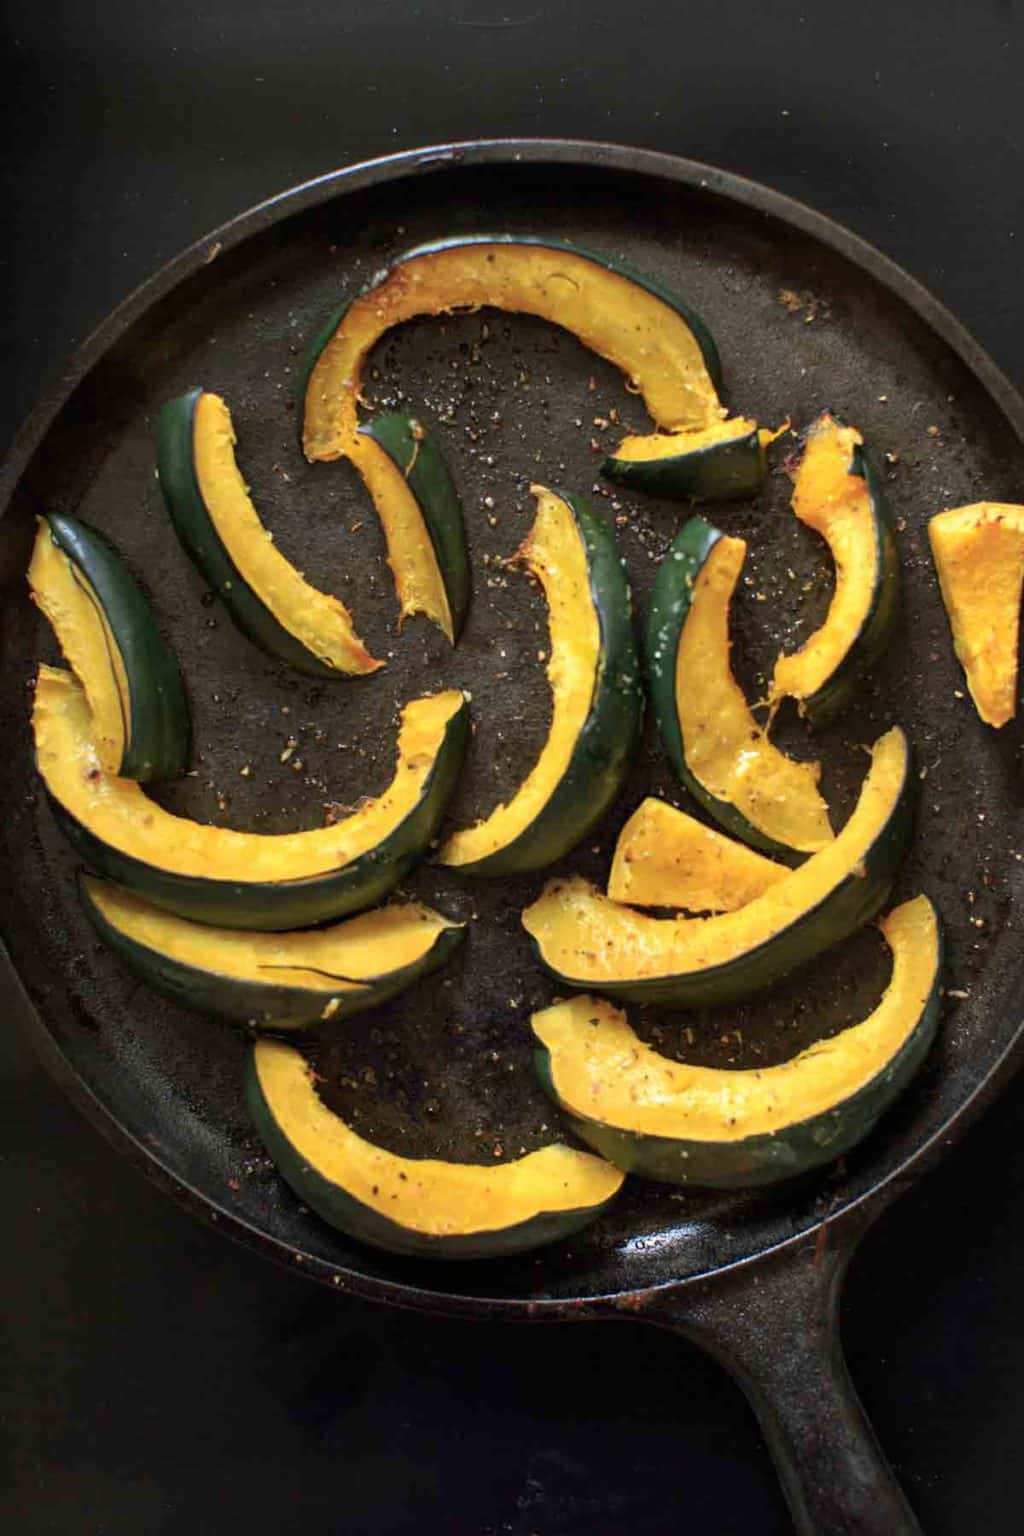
349 431 455 640
610 416 760 464
253 1038 624 1237
608 798 786 912
192 392 380 673
523 726 907 985
34 665 463 882
676 532 833 853
303 242 725 463
28 519 129 773
771 414 878 704
531 896 939 1141
439 485 597 868
84 877 456 994
928 502 1024 727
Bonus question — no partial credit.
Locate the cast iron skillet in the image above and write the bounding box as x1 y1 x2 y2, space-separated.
2 140 1023 1535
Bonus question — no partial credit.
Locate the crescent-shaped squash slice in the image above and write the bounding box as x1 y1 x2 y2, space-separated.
603 417 768 501
770 414 898 726
302 236 724 454
354 415 470 642
608 798 786 913
648 516 833 859
301 236 763 505
438 485 642 875
531 895 941 1188
158 389 380 677
246 1037 625 1258
27 513 190 781
81 875 465 1031
928 501 1024 727
35 665 468 930
523 725 912 1007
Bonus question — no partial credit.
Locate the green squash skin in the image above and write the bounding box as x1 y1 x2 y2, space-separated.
534 924 942 1187
357 414 471 639
602 426 764 502
297 234 725 432
530 737 914 1007
42 514 190 781
451 492 644 877
157 390 352 681
245 1054 620 1258
647 515 806 863
796 445 899 729
48 700 469 931
79 875 466 1031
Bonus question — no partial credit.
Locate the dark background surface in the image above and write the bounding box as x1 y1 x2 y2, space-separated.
2 2 1023 1532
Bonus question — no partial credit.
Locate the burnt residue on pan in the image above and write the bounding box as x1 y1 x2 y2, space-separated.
1 153 1022 1302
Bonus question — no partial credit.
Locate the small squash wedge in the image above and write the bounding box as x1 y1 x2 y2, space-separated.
603 417 767 501
770 414 898 726
81 875 465 1030
523 725 912 1007
301 235 760 500
355 415 470 642
246 1037 625 1258
158 389 380 677
27 513 190 781
928 502 1024 727
35 665 468 930
608 798 786 913
531 895 941 1188
647 516 833 859
438 485 642 875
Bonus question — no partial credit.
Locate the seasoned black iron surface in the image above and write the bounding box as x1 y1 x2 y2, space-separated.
1 153 1022 1304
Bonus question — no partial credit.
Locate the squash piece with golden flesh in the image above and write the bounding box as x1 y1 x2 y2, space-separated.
928 502 1024 727
608 798 786 912
247 1037 625 1257
531 896 942 1187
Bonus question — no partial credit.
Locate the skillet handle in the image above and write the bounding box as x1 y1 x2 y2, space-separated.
639 1222 920 1535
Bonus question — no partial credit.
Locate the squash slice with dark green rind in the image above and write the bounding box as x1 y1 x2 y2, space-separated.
647 515 833 859
531 895 941 1188
35 665 468 931
438 485 642 876
770 414 898 727
301 235 763 502
81 875 466 1031
523 725 913 1007
246 1037 625 1258
356 414 470 642
27 513 190 781
158 389 380 678
603 417 766 501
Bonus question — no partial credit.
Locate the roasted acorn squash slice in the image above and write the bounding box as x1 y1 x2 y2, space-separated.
603 417 767 501
246 1037 624 1257
355 414 470 642
27 513 189 781
928 502 1024 727
158 389 380 677
531 896 941 1188
81 876 465 1031
648 516 833 859
438 485 642 875
770 414 898 726
523 725 912 1006
34 665 468 930
608 798 786 913
301 235 766 505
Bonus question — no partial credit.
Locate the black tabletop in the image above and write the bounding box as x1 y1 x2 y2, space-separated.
2 3 1023 1532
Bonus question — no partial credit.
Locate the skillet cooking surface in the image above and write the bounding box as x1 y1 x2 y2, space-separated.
2 144 1022 1309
